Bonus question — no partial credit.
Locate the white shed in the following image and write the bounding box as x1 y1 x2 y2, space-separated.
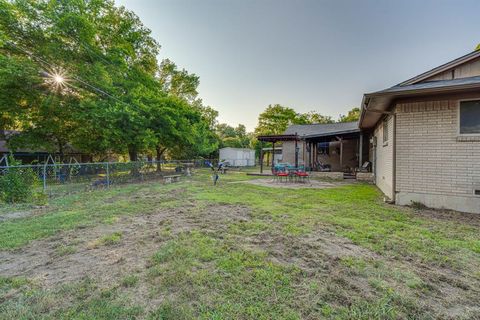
219 147 255 167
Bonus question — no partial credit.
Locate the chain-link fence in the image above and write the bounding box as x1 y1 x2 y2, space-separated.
0 160 215 197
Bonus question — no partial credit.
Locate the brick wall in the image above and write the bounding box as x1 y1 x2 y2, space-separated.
396 100 480 201
282 141 305 165
373 115 394 199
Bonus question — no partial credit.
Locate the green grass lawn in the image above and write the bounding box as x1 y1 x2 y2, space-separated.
0 169 479 319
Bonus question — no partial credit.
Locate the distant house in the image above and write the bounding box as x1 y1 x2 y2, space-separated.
219 147 255 167
360 49 480 213
0 130 91 164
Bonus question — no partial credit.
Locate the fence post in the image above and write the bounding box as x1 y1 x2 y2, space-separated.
42 165 47 191
106 162 110 188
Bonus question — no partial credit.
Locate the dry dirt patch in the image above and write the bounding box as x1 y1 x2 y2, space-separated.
1 198 478 318
0 206 48 222
410 206 480 227
0 203 251 289
244 221 480 318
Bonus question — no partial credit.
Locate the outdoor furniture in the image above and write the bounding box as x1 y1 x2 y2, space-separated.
273 163 289 173
295 170 310 183
356 161 371 173
163 174 181 184
219 167 228 174
286 167 297 182
276 171 289 182
314 161 331 172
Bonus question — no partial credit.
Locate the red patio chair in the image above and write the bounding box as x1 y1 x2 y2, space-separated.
295 170 309 183
276 171 289 183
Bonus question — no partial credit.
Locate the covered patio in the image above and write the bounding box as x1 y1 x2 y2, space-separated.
256 134 299 174
257 123 371 178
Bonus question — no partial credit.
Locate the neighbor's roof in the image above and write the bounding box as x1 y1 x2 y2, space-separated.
0 130 82 154
284 121 359 138
219 147 254 151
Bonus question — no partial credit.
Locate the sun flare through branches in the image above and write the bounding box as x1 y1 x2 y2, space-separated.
42 67 69 92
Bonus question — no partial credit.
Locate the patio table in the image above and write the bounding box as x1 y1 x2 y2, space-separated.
284 167 309 183
286 167 299 182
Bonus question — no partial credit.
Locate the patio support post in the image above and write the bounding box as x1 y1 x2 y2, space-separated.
260 141 264 173
294 135 298 168
339 137 343 170
359 132 363 168
312 142 315 168
271 142 275 168
310 142 313 169
302 140 305 167
307 142 311 169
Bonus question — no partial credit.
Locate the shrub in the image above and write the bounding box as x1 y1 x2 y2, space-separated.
0 157 44 203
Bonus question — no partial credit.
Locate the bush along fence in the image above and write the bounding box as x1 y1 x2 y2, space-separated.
0 160 214 200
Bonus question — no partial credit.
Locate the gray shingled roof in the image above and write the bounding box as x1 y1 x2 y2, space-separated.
380 75 480 94
284 121 359 137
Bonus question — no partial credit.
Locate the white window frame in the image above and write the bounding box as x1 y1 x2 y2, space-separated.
458 98 480 136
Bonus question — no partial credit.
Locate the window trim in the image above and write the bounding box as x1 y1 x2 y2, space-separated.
382 117 389 146
458 98 480 136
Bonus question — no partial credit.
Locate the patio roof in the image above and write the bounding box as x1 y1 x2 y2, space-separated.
257 134 299 142
284 122 359 138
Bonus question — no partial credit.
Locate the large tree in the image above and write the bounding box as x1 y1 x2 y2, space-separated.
254 104 334 136
0 0 218 162
254 104 299 136
297 111 334 124
339 107 360 123
217 123 251 148
158 58 199 103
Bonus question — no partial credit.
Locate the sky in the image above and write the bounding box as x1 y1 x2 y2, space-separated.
115 0 480 131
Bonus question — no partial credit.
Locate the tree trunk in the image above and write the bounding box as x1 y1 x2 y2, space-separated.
129 150 138 162
156 146 166 172
128 149 139 176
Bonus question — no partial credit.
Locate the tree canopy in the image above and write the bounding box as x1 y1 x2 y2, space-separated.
339 107 360 123
254 104 301 136
0 0 218 161
216 123 251 148
254 104 335 136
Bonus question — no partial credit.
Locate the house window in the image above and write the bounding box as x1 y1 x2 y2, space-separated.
382 118 389 143
460 100 480 134
318 142 329 155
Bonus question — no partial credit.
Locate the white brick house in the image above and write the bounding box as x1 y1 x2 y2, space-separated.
360 50 480 213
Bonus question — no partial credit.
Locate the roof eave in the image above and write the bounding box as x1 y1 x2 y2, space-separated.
302 129 360 139
359 82 480 129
